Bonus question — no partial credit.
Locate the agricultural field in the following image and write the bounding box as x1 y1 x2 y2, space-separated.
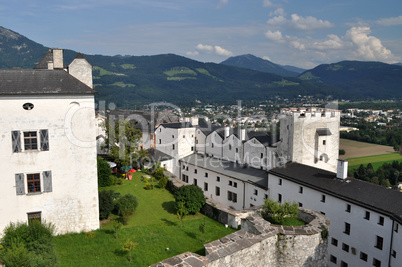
339 138 395 160
54 172 235 266
339 139 402 171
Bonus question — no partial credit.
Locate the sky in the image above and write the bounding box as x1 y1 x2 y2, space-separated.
1 0 402 69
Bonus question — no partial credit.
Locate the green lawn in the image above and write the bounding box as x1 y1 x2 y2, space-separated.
54 172 236 266
348 153 402 171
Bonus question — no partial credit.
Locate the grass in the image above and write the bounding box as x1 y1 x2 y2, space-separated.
282 217 306 226
54 172 236 266
163 67 197 77
348 153 402 171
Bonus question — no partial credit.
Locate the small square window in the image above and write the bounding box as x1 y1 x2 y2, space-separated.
378 216 384 226
344 222 350 235
204 182 208 191
24 131 38 150
229 181 232 186
299 186 303 194
323 140 326 145
205 172 208 178
375 236 383 250
264 194 268 199
215 186 220 196
194 179 197 186
27 173 41 193
392 250 396 258
194 169 197 174
233 182 237 188
278 179 282 185
395 223 399 233
254 189 258 196
321 194 326 203
172 144 175 150
278 193 282 203
365 211 370 220
331 238 338 247
346 204 351 213
330 255 337 264
342 243 350 252
340 261 348 267
216 176 220 182
298 202 303 207
27 212 41 224
360 252 368 262
373 258 381 267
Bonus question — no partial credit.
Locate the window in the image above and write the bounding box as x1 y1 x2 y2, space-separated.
392 250 397 258
229 144 232 150
204 182 208 191
330 255 337 264
299 186 303 194
360 252 368 262
264 194 268 199
172 135 174 138
378 216 384 226
215 186 220 196
216 176 220 182
321 194 326 203
229 180 232 186
183 135 185 138
254 189 258 196
233 182 237 188
212 143 214 148
191 146 194 151
323 140 326 145
183 165 186 170
278 178 282 185
172 144 175 150
23 102 34 110
24 131 38 150
346 204 351 213
27 212 41 224
298 202 303 207
260 153 263 159
395 223 399 233
194 169 197 174
159 139 161 144
194 179 197 186
375 236 383 250
340 261 348 267
236 148 238 153
365 211 370 220
228 191 237 203
278 194 282 203
373 258 381 267
331 238 338 247
342 243 350 252
27 173 41 193
344 222 350 235
205 172 208 178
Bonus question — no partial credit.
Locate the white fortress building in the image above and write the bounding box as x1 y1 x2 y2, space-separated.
0 49 99 234
155 107 402 267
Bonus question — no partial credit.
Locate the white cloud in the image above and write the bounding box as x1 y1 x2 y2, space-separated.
262 0 274 8
267 15 286 25
216 0 228 9
289 14 334 30
265 30 285 43
186 51 199 56
345 26 395 62
191 43 233 57
311 34 344 50
376 15 402 26
270 8 286 17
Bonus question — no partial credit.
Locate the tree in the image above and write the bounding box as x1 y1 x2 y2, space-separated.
98 157 112 187
174 185 206 215
158 177 168 189
122 239 138 262
176 201 188 228
261 199 298 225
113 220 122 239
103 118 142 167
115 194 138 224
0 221 58 267
339 149 346 155
99 190 115 220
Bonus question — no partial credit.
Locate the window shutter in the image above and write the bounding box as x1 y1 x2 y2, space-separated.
15 173 25 195
11 131 22 153
40 129 49 151
43 171 52 192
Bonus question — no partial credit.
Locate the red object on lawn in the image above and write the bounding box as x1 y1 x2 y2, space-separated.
128 169 136 173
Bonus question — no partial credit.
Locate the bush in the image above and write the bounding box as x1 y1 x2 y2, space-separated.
261 199 299 225
144 183 153 190
174 185 206 215
154 167 165 180
114 194 138 224
0 221 58 267
98 157 112 187
339 149 346 155
99 190 115 220
158 177 168 189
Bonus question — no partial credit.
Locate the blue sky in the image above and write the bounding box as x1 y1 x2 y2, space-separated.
1 0 402 68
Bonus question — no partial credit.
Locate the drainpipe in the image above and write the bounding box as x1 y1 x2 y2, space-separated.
388 219 395 267
242 181 246 209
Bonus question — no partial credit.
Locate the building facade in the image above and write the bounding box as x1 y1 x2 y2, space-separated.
0 49 99 235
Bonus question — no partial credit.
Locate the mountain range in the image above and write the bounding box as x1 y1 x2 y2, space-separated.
0 26 400 107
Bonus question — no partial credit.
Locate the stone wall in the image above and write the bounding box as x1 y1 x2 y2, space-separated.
152 208 330 267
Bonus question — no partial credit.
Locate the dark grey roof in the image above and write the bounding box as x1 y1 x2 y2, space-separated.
248 132 278 146
159 122 193 129
269 162 402 223
316 128 332 136
0 69 96 95
33 49 67 69
146 148 173 162
181 154 268 189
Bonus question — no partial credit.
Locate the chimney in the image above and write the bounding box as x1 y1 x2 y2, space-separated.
52 49 64 69
337 160 348 179
224 126 230 138
68 53 93 88
240 128 246 141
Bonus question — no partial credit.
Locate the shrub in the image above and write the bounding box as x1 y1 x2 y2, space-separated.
144 183 153 190
261 199 299 225
98 157 112 187
116 178 124 185
154 167 165 180
339 149 346 155
114 194 138 224
99 190 115 220
174 185 206 215
158 177 168 189
0 221 58 267
141 176 150 183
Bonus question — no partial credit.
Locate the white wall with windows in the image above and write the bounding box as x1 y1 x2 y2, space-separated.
267 173 394 267
0 95 99 235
